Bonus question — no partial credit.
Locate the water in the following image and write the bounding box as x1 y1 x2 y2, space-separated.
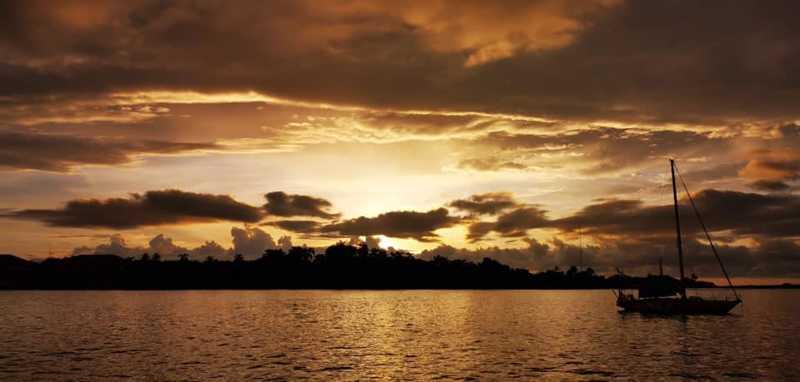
0 290 797 381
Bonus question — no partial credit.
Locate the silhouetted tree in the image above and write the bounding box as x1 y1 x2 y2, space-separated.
287 246 313 264
567 265 578 278
0 243 720 290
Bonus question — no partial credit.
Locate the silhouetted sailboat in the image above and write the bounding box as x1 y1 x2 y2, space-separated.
615 159 741 315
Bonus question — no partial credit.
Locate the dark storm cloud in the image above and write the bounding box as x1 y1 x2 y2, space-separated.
449 192 519 216
321 208 459 241
5 190 264 228
264 192 339 219
0 130 216 171
2 1 800 124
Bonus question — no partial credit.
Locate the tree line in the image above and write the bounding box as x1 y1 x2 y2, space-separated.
0 243 716 290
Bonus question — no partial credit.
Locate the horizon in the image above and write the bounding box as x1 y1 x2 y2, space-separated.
2 1 800 284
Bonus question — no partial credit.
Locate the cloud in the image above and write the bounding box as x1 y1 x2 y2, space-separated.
321 208 458 241
449 192 520 216
494 207 551 235
264 191 339 219
419 233 798 278
72 228 284 260
72 233 228 259
266 220 322 234
71 234 145 258
2 1 800 125
476 128 728 174
466 222 497 242
457 157 527 171
419 237 590 272
0 130 216 171
147 234 189 255
552 189 800 239
191 241 231 259
461 187 800 244
231 226 276 258
749 180 791 192
466 206 551 241
6 190 264 228
740 148 800 182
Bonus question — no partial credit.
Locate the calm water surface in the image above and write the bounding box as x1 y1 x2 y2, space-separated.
0 290 797 381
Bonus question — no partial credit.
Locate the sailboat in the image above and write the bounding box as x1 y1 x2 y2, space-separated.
615 159 741 315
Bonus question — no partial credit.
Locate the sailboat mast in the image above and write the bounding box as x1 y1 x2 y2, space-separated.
670 159 687 299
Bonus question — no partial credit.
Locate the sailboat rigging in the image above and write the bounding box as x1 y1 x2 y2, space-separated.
615 159 741 315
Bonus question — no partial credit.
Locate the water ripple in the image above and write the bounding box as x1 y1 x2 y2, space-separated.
0 290 797 381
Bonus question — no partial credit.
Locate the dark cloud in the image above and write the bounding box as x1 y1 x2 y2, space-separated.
2 1 799 124
321 208 458 241
266 220 322 234
466 222 496 242
553 199 676 237
0 130 216 171
466 206 552 241
449 192 519 216
552 189 800 239
6 190 264 228
494 207 551 236
264 191 339 219
462 188 800 244
749 180 791 192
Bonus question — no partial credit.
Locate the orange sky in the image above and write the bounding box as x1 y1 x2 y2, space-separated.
1 0 799 282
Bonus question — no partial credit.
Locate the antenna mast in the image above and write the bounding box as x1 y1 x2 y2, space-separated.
670 159 687 299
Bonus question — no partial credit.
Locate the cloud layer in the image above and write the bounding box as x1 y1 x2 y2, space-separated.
7 190 264 228
322 208 459 242
263 191 339 219
3 1 800 123
0 130 216 171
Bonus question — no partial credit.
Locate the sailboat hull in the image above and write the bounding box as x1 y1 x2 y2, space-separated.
617 296 740 315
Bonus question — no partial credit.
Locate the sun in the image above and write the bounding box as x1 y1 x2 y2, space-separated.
376 235 395 250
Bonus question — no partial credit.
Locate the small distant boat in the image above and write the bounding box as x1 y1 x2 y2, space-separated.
615 159 741 315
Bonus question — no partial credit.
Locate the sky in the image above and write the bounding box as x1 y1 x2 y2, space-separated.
2 0 800 283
